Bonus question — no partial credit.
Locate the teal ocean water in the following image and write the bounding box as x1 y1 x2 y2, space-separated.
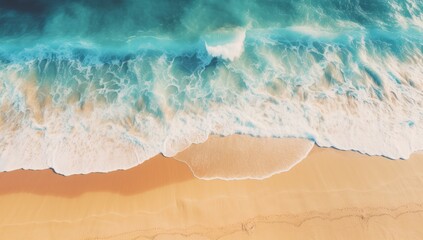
0 0 422 175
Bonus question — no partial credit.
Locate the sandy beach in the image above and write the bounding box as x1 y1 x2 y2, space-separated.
1 1 422 239
1 136 423 239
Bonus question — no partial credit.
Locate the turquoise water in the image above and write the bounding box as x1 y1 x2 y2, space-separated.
0 0 422 175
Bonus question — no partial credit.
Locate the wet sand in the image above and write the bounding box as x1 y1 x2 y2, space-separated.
1 137 423 239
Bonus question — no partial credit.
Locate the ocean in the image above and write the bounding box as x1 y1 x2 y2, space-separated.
0 0 422 175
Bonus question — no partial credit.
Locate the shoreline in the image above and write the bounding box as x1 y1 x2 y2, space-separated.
1 138 423 239
2 134 421 179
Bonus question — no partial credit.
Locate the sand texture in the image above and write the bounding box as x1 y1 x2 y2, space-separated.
0 136 423 239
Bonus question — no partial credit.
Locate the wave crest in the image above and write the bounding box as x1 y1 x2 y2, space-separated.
205 29 246 61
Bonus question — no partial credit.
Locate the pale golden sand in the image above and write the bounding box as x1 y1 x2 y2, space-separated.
0 136 423 239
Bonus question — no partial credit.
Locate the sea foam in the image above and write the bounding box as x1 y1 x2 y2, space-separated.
0 0 422 177
205 29 246 61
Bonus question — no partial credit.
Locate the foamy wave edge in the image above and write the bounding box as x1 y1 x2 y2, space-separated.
1 130 422 179
1 27 423 177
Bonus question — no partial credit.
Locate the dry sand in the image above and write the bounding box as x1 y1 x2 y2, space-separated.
0 136 423 239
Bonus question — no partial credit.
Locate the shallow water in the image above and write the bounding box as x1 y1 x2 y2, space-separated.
0 0 422 175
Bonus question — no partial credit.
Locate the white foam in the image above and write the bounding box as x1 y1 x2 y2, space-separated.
390 0 423 29
1 32 423 177
205 29 246 61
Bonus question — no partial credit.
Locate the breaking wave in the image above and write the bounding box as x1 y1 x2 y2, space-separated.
0 0 422 176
